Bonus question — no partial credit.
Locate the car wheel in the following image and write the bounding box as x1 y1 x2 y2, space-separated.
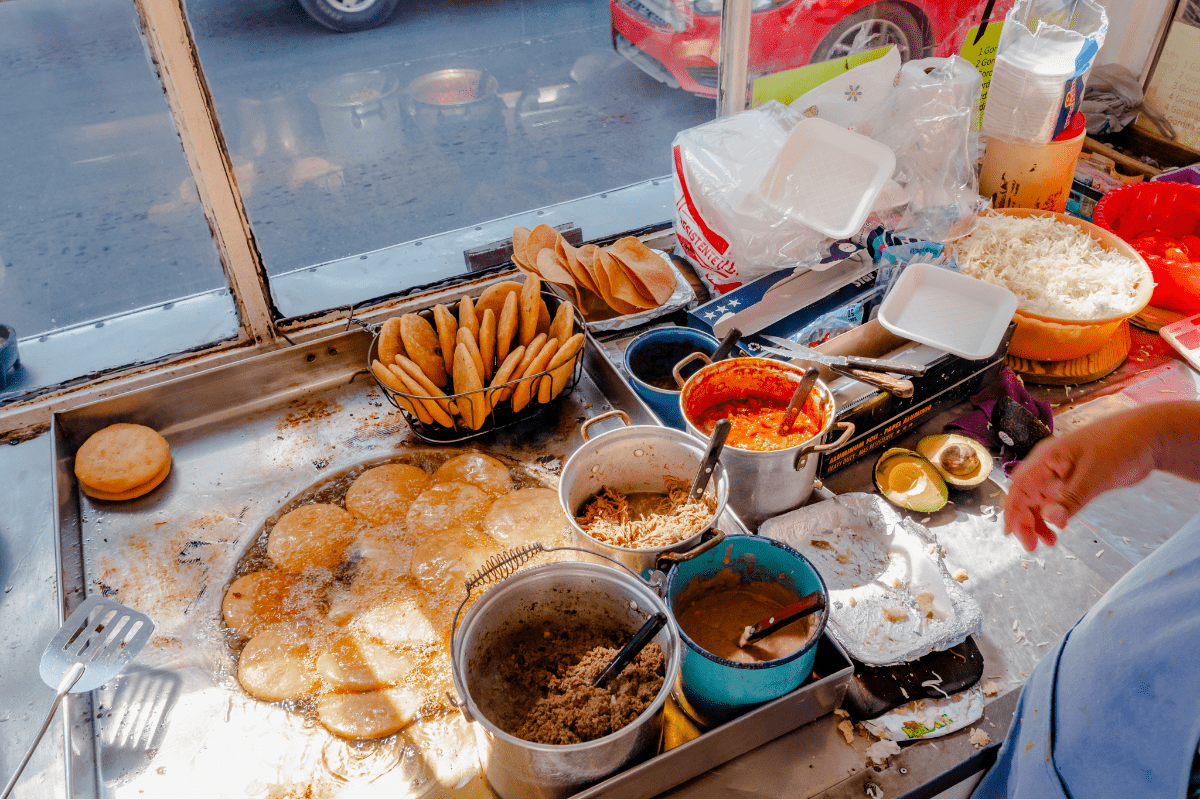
812 3 925 64
297 0 402 32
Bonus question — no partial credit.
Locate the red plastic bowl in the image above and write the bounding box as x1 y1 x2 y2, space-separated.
1094 182 1200 313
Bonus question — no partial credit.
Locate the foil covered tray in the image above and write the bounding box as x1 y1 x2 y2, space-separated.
49 321 846 799
759 493 983 666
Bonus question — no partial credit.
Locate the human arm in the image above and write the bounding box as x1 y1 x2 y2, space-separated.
1003 400 1200 551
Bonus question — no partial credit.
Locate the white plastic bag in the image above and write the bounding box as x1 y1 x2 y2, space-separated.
673 54 984 294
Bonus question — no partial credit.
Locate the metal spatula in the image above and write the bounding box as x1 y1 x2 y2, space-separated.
2 596 154 799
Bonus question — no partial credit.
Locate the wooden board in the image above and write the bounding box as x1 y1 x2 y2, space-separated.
1006 321 1132 385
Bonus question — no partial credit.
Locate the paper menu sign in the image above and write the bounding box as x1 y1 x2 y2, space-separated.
1140 21 1200 152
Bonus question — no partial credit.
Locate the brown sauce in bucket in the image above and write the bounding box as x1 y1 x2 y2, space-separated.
674 570 814 663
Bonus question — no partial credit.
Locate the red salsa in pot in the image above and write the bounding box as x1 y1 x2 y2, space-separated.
695 395 824 451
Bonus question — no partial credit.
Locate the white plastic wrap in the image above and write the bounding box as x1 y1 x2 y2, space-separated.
759 493 982 666
672 54 983 295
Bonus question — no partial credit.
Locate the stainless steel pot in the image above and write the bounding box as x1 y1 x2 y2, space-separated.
558 410 729 578
308 69 403 164
679 357 855 529
449 560 681 798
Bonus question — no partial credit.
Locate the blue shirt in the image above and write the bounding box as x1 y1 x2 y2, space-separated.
975 511 1200 798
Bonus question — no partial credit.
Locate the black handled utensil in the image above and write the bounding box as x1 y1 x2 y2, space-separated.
593 612 669 687
710 327 742 362
689 418 730 503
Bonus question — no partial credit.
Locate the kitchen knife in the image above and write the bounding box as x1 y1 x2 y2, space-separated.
758 336 927 376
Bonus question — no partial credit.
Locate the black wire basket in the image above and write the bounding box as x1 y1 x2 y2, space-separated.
366 289 587 444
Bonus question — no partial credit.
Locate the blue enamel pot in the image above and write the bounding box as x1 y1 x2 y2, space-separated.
665 534 828 726
623 327 719 429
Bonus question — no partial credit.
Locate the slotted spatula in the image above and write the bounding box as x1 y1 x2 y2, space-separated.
2 596 154 799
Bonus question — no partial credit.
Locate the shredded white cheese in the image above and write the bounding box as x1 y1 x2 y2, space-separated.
951 214 1147 320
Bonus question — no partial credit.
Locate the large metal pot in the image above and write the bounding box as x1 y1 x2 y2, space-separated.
308 69 403 164
558 410 729 578
450 560 681 798
679 357 854 530
405 68 503 136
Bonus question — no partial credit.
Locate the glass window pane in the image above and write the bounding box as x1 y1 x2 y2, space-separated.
184 0 716 316
0 0 238 401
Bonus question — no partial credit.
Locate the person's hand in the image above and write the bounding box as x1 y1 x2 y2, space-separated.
1003 409 1159 551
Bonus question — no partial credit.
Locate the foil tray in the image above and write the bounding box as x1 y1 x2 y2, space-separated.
49 324 849 799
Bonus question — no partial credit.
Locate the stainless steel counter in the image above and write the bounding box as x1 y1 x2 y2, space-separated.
2 321 1197 798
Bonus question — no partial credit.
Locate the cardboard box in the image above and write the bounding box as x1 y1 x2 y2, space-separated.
801 319 1015 478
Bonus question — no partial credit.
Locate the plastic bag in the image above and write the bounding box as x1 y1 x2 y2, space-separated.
673 54 983 294
980 0 1108 145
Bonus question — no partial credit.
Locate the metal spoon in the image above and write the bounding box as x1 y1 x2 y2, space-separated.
689 418 730 504
778 366 820 436
592 612 669 687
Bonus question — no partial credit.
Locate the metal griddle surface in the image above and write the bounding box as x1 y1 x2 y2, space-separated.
51 327 674 798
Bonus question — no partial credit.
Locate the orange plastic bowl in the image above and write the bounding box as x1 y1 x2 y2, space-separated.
955 209 1155 362
1093 182 1200 313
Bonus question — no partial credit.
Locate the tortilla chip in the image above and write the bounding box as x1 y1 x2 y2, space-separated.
523 224 562 274
607 237 676 305
511 226 534 271
535 248 581 307
556 237 597 296
598 249 655 313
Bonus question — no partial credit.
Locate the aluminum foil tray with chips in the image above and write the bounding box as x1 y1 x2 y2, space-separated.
510 225 695 332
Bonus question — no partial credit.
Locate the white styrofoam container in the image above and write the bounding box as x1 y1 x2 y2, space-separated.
757 116 897 239
878 261 1019 360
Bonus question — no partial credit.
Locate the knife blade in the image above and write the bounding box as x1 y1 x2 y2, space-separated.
757 336 927 376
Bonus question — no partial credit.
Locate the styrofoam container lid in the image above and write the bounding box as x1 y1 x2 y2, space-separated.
878 262 1019 360
758 116 897 239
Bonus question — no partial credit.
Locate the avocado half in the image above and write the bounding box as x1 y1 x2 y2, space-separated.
917 434 993 488
873 448 948 513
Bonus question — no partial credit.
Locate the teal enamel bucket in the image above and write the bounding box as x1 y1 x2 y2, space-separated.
665 534 828 726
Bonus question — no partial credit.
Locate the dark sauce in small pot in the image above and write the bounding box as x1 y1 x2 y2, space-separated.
627 341 711 391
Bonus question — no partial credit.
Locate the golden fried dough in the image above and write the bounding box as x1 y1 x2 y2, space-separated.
479 308 496 383
377 317 405 365
237 627 319 702
432 304 458 377
512 336 558 412
317 685 422 740
431 452 513 495
222 570 308 638
518 274 541 346
405 481 492 536
497 290 518 365
482 488 569 547
488 345 525 405
345 464 430 525
452 342 487 430
399 313 447 387
267 503 355 572
315 629 416 692
458 295 479 343
74 423 171 496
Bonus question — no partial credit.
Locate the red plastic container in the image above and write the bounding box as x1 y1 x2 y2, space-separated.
1094 182 1200 313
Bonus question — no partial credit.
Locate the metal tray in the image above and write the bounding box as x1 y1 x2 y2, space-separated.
49 324 849 799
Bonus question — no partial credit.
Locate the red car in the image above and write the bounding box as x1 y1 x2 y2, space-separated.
612 0 1013 97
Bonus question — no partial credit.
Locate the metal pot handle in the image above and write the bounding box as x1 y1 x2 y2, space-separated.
580 409 630 442
672 351 711 389
794 421 856 470
653 528 726 571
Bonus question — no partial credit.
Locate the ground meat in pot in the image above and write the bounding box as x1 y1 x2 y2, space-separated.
494 624 666 745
